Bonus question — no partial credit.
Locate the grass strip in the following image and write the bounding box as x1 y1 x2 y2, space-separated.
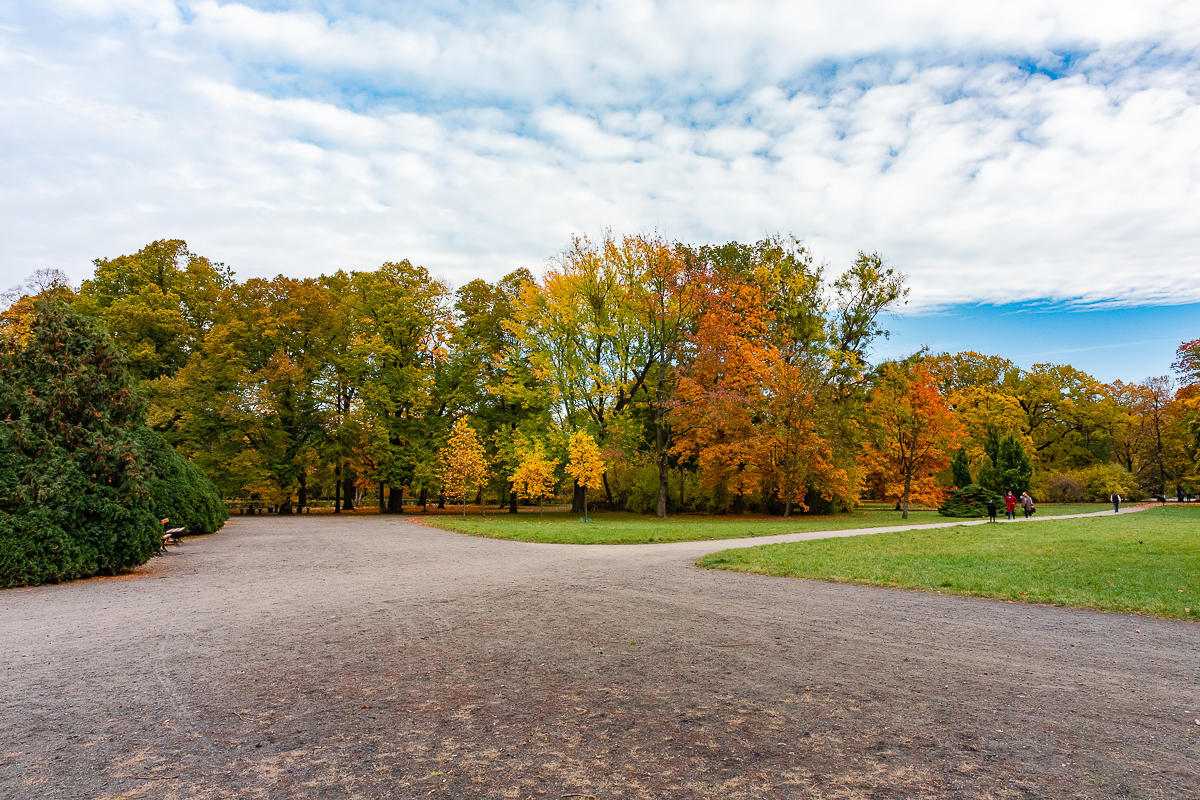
696 505 1200 619
418 504 1110 545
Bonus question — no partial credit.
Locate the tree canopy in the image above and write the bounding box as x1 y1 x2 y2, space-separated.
5 233 1196 525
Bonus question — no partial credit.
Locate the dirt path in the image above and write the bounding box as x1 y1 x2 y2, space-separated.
1 509 1196 799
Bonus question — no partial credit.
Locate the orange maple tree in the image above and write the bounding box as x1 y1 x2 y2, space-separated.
861 364 964 518
670 279 847 514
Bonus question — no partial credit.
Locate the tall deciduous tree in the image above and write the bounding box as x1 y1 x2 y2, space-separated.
863 364 964 519
76 239 232 380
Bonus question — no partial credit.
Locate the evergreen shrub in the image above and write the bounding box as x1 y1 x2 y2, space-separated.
937 484 1002 517
133 426 228 534
0 302 160 587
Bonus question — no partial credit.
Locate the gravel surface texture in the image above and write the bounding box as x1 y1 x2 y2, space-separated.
1 510 1197 799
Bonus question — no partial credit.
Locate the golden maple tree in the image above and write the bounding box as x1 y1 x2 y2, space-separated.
510 440 559 519
565 431 605 520
438 418 491 518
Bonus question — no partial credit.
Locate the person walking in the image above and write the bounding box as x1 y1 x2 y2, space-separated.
986 498 998 523
1004 491 1017 520
1021 491 1034 518
1111 491 1121 513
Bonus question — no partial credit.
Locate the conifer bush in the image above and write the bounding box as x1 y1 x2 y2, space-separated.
937 484 1002 518
1 303 159 587
133 426 228 535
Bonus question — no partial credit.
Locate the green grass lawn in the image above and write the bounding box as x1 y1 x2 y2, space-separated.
418 503 1111 545
696 505 1200 619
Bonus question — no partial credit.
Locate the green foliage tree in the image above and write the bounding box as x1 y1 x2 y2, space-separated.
0 303 161 587
950 448 972 488
75 239 233 380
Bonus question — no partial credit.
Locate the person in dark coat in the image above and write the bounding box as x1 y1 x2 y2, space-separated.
1111 491 1121 513
986 498 998 523
1021 491 1034 518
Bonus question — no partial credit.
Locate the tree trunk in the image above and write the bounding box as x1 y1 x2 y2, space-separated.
334 463 342 513
297 470 308 511
655 359 669 518
387 485 404 514
902 467 912 520
343 472 354 511
657 458 669 518
678 464 685 512
509 481 518 514
378 482 385 512
419 487 427 511
438 492 445 509
572 481 585 514
602 472 614 510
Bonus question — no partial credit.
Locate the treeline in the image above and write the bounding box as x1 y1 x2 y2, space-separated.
4 234 1198 517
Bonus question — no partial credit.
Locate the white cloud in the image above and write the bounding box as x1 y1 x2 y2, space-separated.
0 0 1198 310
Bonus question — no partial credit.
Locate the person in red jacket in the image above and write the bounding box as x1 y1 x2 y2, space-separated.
1004 491 1017 520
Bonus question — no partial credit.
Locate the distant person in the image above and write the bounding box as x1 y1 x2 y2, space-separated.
986 498 998 523
1021 492 1034 518
1111 491 1121 513
1005 491 1017 520
1178 487 1184 504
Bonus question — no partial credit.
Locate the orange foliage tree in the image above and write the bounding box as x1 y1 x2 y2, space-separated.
862 364 964 519
670 277 847 515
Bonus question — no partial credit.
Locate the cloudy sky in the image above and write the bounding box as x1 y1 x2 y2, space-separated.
2 1 1198 379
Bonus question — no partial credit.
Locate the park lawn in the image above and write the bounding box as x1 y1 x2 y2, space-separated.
696 505 1200 620
418 503 1110 545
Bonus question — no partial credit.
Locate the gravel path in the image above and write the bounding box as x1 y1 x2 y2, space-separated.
1 507 1196 799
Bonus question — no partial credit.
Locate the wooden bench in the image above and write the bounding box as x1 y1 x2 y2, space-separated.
160 518 186 549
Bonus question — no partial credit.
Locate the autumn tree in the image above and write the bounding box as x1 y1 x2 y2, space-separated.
348 261 452 512
448 270 548 513
439 418 491 518
565 431 605 520
1173 338 1200 386
75 239 232 380
510 233 658 511
863 363 964 519
510 438 559 518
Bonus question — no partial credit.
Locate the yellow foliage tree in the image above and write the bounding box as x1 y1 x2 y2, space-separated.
510 441 559 519
565 431 605 521
438 418 491 518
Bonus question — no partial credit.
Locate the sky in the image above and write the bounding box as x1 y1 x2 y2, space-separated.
1 1 1197 382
